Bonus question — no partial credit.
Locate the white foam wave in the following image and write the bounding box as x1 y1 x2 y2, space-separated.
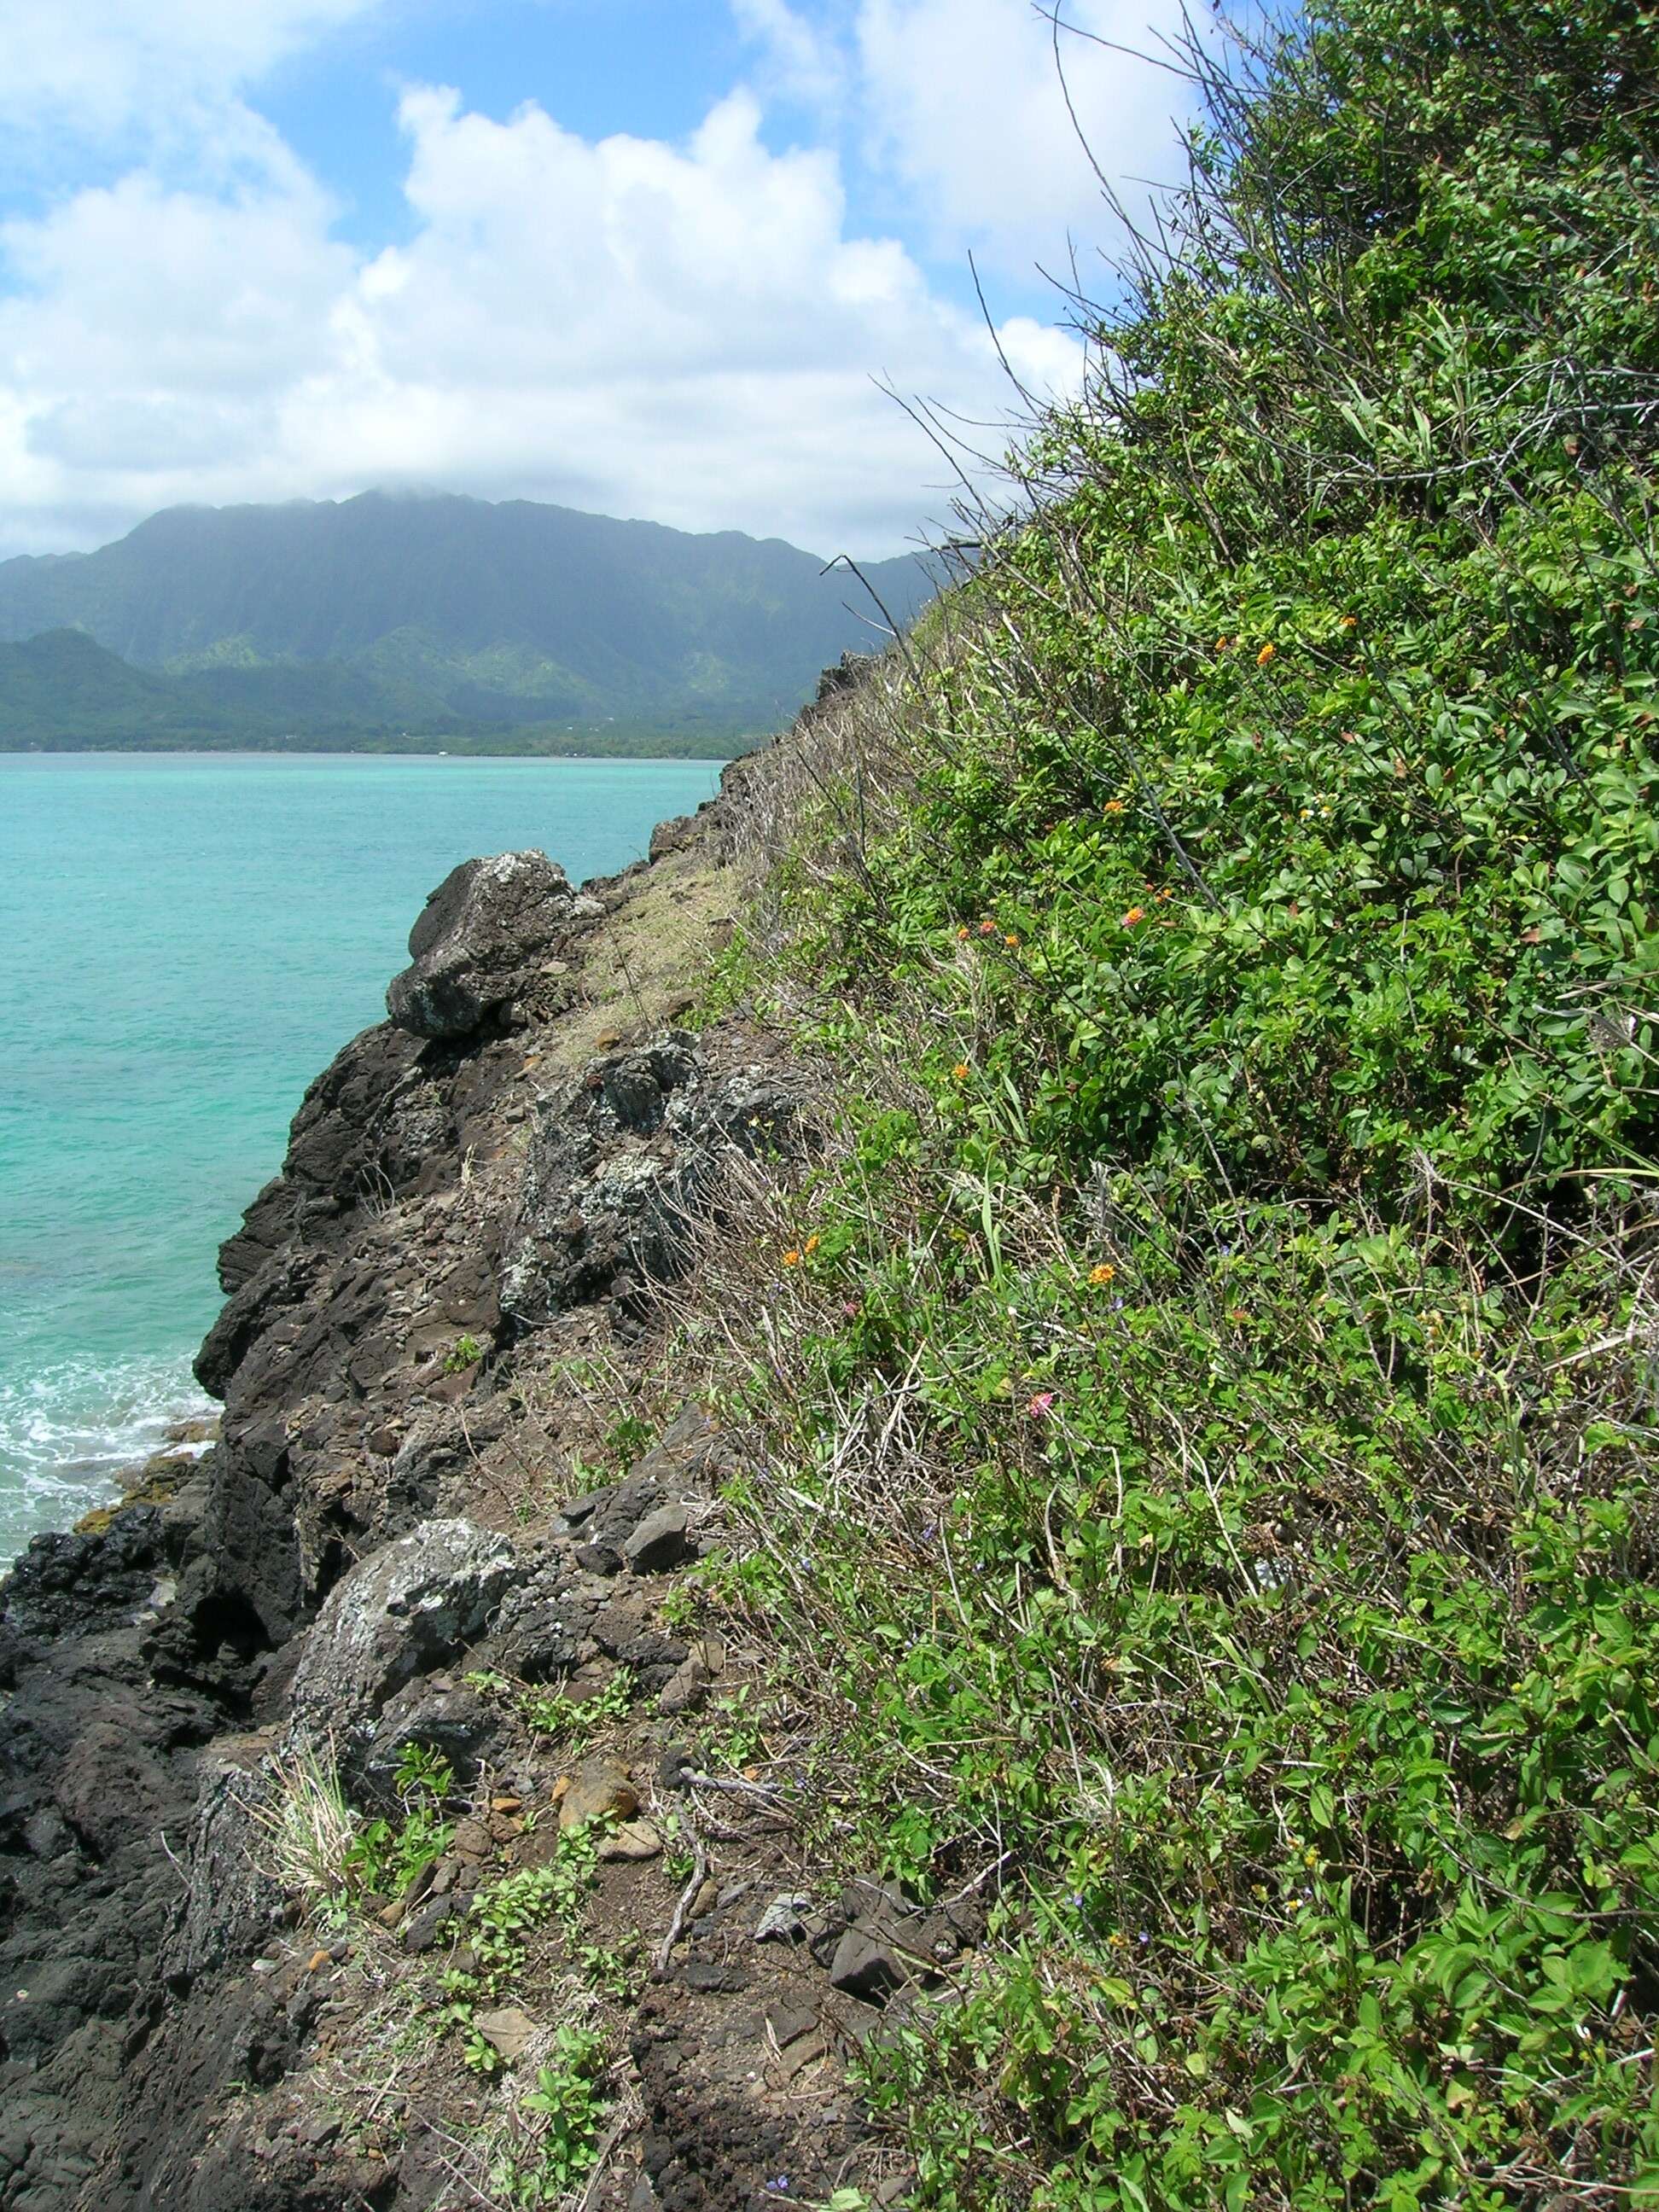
0 1351 214 1566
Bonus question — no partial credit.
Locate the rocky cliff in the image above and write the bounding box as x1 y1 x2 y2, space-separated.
0 728 938 2210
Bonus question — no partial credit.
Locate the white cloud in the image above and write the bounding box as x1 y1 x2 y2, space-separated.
731 0 845 106
0 83 1084 561
855 0 1192 269
0 0 381 142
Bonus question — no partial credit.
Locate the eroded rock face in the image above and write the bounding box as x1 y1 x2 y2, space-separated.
0 787 866 2212
498 1034 802 1326
160 1739 285 1991
385 851 585 1041
287 1517 515 1746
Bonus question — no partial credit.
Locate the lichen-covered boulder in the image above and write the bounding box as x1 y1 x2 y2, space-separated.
287 1517 515 1743
386 850 582 1040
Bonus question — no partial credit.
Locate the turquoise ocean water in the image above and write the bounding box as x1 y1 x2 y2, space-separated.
0 752 722 1566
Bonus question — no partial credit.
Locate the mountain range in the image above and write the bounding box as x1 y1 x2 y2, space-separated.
0 492 935 751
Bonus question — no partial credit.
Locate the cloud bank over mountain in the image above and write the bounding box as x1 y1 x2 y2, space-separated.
0 0 1190 561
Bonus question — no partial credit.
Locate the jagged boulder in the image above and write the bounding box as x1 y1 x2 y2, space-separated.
386 851 585 1041
498 1034 803 1324
287 1517 516 1743
0 1509 170 1643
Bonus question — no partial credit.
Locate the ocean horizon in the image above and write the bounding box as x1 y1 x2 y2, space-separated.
0 749 724 1567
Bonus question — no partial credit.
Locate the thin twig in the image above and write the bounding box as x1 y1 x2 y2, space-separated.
653 1803 708 1980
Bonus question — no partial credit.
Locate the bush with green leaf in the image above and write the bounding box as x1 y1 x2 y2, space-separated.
702 0 1659 2202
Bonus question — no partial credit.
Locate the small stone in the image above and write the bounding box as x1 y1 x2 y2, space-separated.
828 1927 908 2005
451 1817 492 1861
474 2005 539 2065
778 2032 826 2078
766 2002 818 2051
657 1656 708 1716
491 1796 522 1813
297 2114 341 2149
401 1897 457 1954
559 1758 639 1831
622 1505 695 1575
597 1819 662 1861
754 1893 814 1943
690 1878 721 1919
657 1745 694 1794
678 1959 752 1994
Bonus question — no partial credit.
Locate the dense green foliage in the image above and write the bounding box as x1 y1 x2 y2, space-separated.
0 490 929 749
713 3 1659 2203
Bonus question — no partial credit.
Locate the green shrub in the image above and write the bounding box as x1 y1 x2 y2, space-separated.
492 2020 611 2204
707 0 1659 2200
343 1743 455 1901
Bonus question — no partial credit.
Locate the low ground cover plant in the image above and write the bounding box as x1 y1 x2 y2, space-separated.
701 1 1659 2202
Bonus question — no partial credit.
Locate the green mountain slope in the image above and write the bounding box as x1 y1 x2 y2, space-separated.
0 492 934 744
0 630 245 746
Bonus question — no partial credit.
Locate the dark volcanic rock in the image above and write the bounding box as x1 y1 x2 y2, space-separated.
498 1037 803 1326
366 1674 504 1787
0 1498 223 2212
828 1926 910 2005
386 850 585 1041
624 1505 696 1575
0 812 841 2212
160 1738 285 1990
0 1510 168 1643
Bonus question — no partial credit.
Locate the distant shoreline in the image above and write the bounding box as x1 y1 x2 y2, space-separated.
0 736 759 761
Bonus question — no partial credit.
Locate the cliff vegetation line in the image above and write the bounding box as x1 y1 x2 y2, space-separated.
684 0 1659 2201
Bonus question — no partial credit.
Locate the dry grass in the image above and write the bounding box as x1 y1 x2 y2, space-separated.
532 847 743 1075
253 1737 359 1913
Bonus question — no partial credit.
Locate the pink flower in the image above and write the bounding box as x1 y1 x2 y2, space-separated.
1027 1392 1057 1417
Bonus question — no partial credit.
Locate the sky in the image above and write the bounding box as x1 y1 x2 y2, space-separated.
0 0 1196 562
